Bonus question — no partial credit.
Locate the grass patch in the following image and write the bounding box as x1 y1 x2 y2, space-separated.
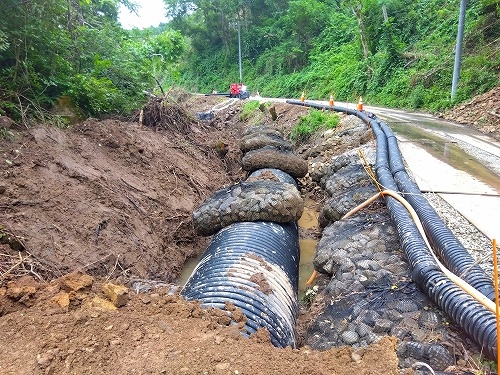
0 127 15 141
240 100 261 121
291 109 339 144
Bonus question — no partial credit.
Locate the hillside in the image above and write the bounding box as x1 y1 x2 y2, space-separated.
1 0 498 126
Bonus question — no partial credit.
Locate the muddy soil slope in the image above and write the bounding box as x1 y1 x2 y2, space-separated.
443 85 500 141
0 95 251 284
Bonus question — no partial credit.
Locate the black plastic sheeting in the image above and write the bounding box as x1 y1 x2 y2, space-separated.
181 220 300 348
286 99 498 360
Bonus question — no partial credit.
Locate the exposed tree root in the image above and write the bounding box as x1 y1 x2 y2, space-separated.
141 97 194 134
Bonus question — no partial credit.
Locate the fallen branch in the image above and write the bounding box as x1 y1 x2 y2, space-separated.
0 254 30 282
125 193 147 215
105 254 120 281
78 253 112 272
120 177 145 192
153 76 166 96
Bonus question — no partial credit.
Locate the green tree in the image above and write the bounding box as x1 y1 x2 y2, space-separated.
0 0 185 120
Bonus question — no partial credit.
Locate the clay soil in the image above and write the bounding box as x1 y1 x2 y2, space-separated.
0 88 498 375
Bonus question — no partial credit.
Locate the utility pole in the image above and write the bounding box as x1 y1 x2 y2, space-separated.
238 20 243 83
451 0 467 101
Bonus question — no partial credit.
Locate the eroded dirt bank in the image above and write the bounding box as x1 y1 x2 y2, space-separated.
1 97 246 284
442 85 500 141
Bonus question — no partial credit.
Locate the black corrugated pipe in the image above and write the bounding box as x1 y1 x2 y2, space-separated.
286 99 498 359
287 99 493 293
286 100 369 122
378 121 496 300
181 218 300 348
370 119 497 360
182 124 302 348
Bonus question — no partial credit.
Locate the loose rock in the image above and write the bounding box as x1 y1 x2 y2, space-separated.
102 282 129 307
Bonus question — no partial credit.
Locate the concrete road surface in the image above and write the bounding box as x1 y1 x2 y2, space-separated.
367 105 500 241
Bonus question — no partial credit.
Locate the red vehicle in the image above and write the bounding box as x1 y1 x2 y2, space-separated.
229 83 250 99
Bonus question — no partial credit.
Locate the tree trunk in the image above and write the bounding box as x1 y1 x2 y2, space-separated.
382 4 388 22
351 4 369 60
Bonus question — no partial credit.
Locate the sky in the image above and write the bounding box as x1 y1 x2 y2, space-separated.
118 0 169 29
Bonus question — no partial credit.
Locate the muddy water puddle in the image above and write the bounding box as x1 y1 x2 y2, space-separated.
297 202 319 299
298 204 319 229
390 121 500 192
298 238 317 299
177 255 201 287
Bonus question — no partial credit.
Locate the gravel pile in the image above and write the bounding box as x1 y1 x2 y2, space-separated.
443 85 500 142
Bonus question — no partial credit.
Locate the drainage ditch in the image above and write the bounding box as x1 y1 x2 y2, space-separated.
177 102 497 371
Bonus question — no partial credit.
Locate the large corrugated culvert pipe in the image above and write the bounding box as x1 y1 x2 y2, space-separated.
182 119 305 348
180 219 300 348
182 116 305 348
286 99 498 359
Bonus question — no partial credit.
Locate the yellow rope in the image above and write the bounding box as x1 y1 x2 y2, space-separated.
358 148 383 193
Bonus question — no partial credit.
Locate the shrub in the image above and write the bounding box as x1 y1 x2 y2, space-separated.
65 74 122 116
291 108 339 143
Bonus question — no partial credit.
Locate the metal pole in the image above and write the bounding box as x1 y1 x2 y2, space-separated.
238 20 243 83
451 0 467 100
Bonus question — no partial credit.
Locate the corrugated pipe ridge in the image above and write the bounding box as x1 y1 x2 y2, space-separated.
370 119 497 360
286 99 497 359
181 209 300 348
378 121 495 300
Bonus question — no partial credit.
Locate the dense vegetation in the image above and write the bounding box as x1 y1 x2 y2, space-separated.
0 0 498 123
0 0 184 124
168 0 499 111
